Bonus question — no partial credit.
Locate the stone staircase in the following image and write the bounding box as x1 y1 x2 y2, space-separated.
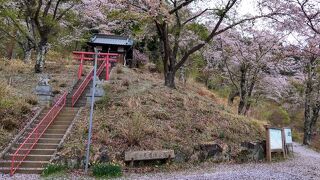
66 79 88 107
0 76 90 174
0 63 110 175
0 107 80 174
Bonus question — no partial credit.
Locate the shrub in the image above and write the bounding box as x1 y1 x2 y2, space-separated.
121 112 152 146
59 83 67 87
218 131 225 139
0 99 14 109
268 107 291 126
2 118 17 131
41 164 67 177
26 97 38 105
52 90 60 95
122 79 130 87
292 131 303 142
92 163 122 178
20 104 31 114
116 65 123 74
253 102 291 126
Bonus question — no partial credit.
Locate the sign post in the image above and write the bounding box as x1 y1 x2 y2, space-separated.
283 127 293 155
265 126 286 162
85 48 98 173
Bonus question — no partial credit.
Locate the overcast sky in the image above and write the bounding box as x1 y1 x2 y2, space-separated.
237 0 258 15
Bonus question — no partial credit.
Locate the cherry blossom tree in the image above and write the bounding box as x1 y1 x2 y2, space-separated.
0 1 36 62
207 27 285 115
264 0 320 145
124 0 279 88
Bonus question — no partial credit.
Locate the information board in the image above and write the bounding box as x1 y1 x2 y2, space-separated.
284 128 293 144
269 128 283 150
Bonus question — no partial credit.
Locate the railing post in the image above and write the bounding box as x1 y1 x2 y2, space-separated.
78 53 84 80
106 55 110 80
10 156 14 176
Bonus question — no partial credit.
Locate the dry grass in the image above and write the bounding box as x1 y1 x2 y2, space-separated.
0 79 32 149
62 67 267 164
0 56 80 151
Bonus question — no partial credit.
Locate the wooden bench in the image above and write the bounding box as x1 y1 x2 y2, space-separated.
125 150 175 166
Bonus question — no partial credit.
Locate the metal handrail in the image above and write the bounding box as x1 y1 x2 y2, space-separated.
10 92 67 176
71 62 105 107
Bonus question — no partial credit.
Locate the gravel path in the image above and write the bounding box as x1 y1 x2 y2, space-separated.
2 143 320 180
123 143 320 180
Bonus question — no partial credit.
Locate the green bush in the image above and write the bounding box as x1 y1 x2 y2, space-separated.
254 102 291 126
92 163 122 178
292 131 303 142
218 131 225 139
41 164 67 177
268 107 291 125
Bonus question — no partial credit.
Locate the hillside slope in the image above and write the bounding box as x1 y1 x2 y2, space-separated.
60 66 267 166
0 59 79 151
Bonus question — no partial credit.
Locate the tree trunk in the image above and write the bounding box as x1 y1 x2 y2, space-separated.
303 58 316 145
244 102 251 116
165 70 176 88
243 76 256 115
228 89 239 105
238 65 247 115
23 48 32 64
35 41 47 73
179 65 186 85
6 41 15 60
303 110 312 145
6 30 17 60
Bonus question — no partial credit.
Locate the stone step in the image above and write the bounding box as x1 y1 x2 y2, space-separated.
29 124 69 129
24 128 68 135
0 160 48 168
44 128 68 134
9 148 56 156
53 117 75 121
50 120 71 126
24 127 68 134
31 115 77 125
5 154 52 161
0 84 82 175
66 103 87 107
24 133 64 139
66 101 87 105
18 138 61 144
41 133 65 139
0 167 44 174
14 143 59 150
63 107 80 111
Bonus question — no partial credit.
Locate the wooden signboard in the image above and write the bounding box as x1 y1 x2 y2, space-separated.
283 127 293 155
265 126 286 162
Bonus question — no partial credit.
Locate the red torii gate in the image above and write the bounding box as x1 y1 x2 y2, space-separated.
72 51 119 80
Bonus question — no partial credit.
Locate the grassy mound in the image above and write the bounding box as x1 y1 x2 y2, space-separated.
62 66 267 165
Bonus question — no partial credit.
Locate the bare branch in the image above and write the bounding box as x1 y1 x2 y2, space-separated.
182 8 215 26
169 0 194 14
53 0 62 19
